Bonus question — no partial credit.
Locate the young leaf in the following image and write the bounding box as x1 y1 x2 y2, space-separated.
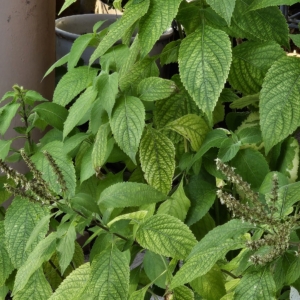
173 286 194 300
110 96 145 164
218 138 241 162
53 66 98 107
157 181 190 222
119 56 159 92
87 246 129 299
165 114 210 151
179 25 231 119
139 0 182 56
31 141 76 197
290 34 300 48
0 222 14 287
136 214 197 259
206 0 236 25
139 127 175 195
260 56 300 153
228 41 285 95
57 223 77 275
99 182 166 208
107 211 148 227
93 72 119 117
14 268 52 300
0 102 20 135
233 0 289 47
33 102 68 131
92 123 110 172
12 233 57 295
234 266 276 299
185 176 216 226
277 181 300 217
90 0 150 63
143 251 168 289
58 0 77 15
43 53 69 79
154 74 200 144
68 33 94 70
160 40 181 66
0 140 12 161
63 133 88 154
80 144 95 184
4 197 49 268
49 263 90 300
63 86 98 139
100 44 130 73
230 94 259 109
137 77 177 102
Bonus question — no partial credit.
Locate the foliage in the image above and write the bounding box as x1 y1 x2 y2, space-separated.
1 0 300 299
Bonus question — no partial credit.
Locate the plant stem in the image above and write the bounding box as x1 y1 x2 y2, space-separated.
49 259 65 280
220 269 241 279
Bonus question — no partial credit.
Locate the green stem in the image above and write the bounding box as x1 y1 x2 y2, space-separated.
176 21 184 39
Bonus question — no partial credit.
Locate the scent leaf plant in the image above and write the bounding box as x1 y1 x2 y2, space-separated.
2 0 300 299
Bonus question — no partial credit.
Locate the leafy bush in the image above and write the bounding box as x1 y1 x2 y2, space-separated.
1 0 300 299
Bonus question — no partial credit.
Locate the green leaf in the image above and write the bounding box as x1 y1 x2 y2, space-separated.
110 96 145 164
49 263 90 300
230 94 259 109
80 143 95 184
0 140 12 161
140 127 175 195
68 33 94 70
165 114 210 151
119 56 159 92
230 148 270 190
137 77 177 102
43 54 69 79
228 41 285 95
190 264 226 300
277 137 299 182
99 182 166 208
31 141 76 197
14 268 52 300
277 181 300 217
94 72 119 117
248 0 298 11
0 91 15 103
157 181 190 222
260 56 300 153
143 250 168 288
139 0 182 56
188 129 228 168
0 222 14 286
234 266 276 299
170 220 253 288
57 223 77 274
0 102 20 135
53 66 98 107
206 0 236 25
237 126 262 147
58 0 77 15
179 25 231 118
160 40 181 66
4 197 49 268
25 90 47 104
154 74 200 144
63 86 97 139
87 246 129 299
107 211 148 227
185 176 216 226
92 123 110 172
290 34 300 48
25 214 51 251
233 0 289 47
34 102 68 131
13 232 57 295
173 286 194 300
100 44 130 73
90 0 150 63
218 138 241 162
136 214 197 259
63 133 88 155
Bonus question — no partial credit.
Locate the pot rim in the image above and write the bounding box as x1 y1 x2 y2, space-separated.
55 14 174 42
